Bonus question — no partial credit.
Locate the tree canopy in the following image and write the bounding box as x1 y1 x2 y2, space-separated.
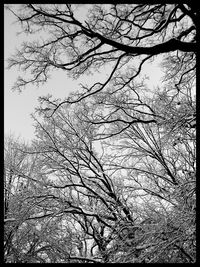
5 4 196 263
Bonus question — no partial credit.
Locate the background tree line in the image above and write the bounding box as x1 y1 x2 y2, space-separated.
4 3 196 263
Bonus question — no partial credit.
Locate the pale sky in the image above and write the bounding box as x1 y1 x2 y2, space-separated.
4 7 80 143
4 5 164 143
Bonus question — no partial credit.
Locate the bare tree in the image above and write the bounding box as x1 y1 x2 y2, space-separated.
6 4 196 133
5 3 196 263
30 105 138 262
4 134 42 262
7 4 196 95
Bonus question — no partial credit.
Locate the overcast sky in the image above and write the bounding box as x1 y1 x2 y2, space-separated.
4 5 164 144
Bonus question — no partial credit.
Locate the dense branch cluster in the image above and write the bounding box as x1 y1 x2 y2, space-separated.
5 3 196 263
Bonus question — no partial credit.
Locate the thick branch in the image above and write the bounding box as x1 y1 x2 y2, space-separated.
84 29 196 54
